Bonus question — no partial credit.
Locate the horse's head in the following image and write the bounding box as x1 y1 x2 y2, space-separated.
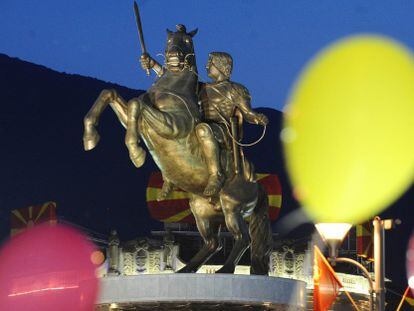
165 24 198 73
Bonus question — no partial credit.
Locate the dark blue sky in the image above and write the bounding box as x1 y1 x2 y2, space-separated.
1 0 414 110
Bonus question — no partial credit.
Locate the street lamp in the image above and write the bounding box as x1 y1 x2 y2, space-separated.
315 223 352 260
315 222 374 311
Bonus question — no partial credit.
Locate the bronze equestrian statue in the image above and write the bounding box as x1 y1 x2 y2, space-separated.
83 24 272 274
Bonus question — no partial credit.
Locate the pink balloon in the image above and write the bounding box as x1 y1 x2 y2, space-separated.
408 231 414 294
0 224 99 311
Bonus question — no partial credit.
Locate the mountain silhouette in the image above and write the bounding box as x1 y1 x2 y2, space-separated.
0 53 412 292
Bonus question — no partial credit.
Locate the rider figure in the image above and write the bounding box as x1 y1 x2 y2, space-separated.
196 52 268 196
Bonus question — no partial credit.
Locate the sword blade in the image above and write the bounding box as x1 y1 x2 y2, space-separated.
133 1 147 54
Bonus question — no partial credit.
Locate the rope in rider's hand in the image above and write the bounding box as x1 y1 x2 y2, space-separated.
224 122 267 147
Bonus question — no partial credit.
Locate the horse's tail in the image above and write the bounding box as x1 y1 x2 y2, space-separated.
249 183 273 275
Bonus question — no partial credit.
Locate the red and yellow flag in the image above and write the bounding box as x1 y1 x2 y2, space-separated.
313 245 343 311
356 221 374 261
146 172 282 223
10 202 57 236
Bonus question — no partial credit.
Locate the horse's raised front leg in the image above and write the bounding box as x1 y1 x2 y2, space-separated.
216 194 250 274
125 97 147 168
177 196 221 273
83 89 127 150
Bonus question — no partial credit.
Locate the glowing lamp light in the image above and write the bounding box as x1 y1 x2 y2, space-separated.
315 223 352 259
315 223 352 241
409 276 414 289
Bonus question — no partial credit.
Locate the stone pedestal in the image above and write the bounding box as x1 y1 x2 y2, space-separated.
95 274 306 310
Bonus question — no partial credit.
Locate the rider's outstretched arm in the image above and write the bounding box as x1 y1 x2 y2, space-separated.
233 84 268 126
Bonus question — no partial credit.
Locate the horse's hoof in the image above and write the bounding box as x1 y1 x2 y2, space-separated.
215 265 235 274
157 191 169 201
203 174 224 197
130 147 146 168
83 134 100 151
203 185 219 197
157 182 173 201
176 266 196 273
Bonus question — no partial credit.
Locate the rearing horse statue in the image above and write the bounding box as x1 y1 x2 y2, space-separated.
83 24 272 274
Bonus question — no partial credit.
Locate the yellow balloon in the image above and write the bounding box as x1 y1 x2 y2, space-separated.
283 35 414 223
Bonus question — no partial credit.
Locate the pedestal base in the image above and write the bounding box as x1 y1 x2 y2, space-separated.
96 274 306 310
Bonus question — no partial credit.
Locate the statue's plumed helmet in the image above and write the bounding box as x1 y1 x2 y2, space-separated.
166 24 198 37
176 24 187 33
